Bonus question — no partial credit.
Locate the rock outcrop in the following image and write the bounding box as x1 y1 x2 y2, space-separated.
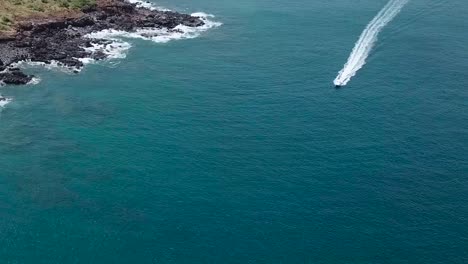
0 0 205 85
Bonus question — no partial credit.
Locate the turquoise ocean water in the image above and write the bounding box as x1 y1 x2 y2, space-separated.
1 0 467 263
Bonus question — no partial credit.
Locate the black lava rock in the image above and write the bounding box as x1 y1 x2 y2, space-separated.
0 71 33 85
0 0 205 85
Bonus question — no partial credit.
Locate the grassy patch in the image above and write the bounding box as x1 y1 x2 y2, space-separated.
0 0 96 31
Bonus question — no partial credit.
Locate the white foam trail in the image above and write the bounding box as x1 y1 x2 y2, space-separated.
334 0 409 86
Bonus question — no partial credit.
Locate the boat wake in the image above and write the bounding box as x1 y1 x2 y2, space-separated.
334 0 409 87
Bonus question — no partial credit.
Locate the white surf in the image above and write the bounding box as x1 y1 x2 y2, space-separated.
85 12 221 45
83 12 221 65
8 3 221 84
334 0 409 87
0 97 12 108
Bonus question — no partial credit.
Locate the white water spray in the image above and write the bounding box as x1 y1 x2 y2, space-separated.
334 0 409 86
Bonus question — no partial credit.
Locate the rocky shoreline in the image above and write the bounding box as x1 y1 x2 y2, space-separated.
0 0 204 85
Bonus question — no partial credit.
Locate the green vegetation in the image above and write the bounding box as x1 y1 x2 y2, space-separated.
0 0 96 31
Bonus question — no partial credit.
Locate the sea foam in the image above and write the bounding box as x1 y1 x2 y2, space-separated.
11 60 81 74
81 11 221 65
85 12 222 44
79 39 133 65
0 97 12 108
28 77 42 85
9 1 221 84
126 0 170 11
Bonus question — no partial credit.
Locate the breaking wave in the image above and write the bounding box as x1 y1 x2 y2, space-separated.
126 0 170 11
80 0 223 69
334 0 409 87
0 97 12 108
79 39 132 65
13 3 221 84
12 60 81 73
85 12 222 44
81 11 221 66
28 77 42 85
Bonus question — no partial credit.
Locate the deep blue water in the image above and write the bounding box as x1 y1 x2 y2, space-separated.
1 0 467 263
